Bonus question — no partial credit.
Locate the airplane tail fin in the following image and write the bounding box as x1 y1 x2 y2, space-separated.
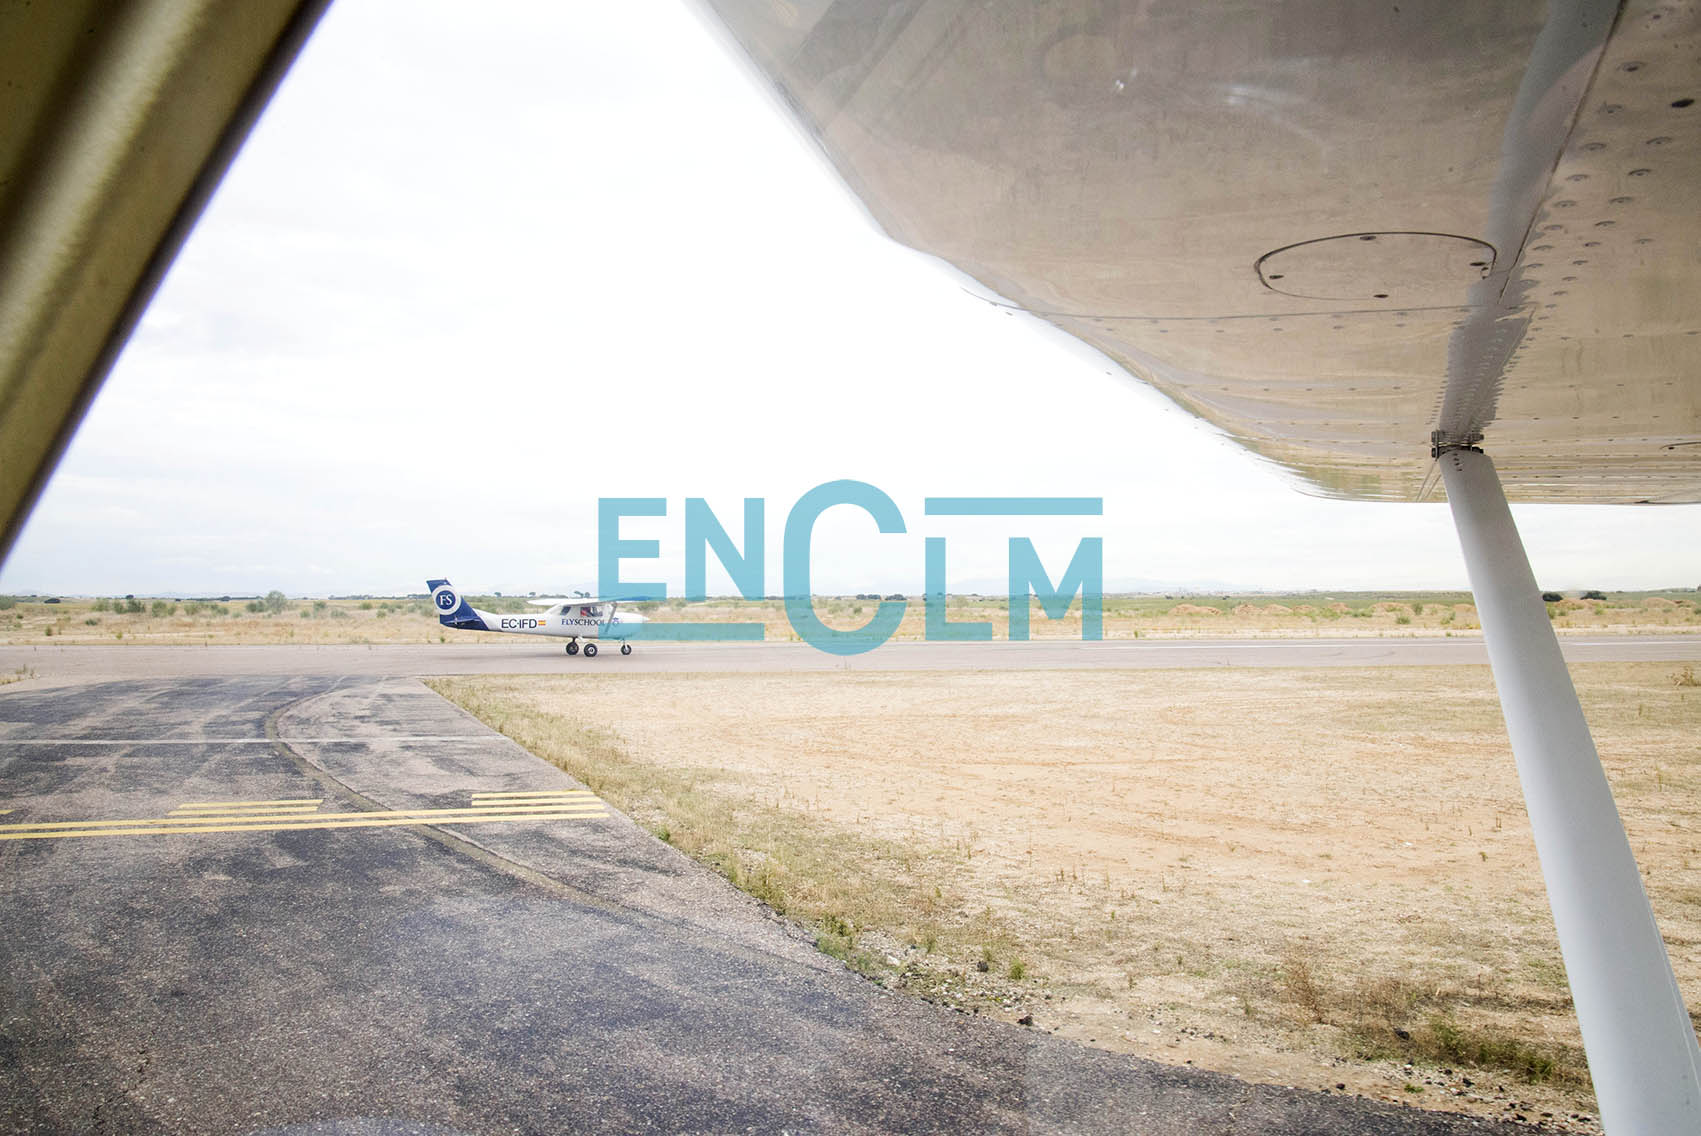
426 578 487 630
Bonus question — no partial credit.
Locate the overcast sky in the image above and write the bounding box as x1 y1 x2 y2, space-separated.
1 1 1695 598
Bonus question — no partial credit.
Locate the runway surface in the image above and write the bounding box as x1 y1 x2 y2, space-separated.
1 632 1695 684
0 670 1531 1134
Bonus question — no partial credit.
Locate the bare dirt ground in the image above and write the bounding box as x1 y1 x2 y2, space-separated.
431 659 1701 1132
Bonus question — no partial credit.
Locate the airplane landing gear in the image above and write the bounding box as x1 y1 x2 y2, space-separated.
565 640 579 656
583 642 598 658
620 643 632 656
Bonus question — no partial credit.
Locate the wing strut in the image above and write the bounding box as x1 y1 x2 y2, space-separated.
1440 446 1701 1131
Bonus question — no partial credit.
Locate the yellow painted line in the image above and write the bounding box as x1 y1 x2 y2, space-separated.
0 804 608 840
176 799 324 809
0 808 610 841
469 789 595 799
171 803 322 816
170 808 325 817
0 802 607 835
470 790 594 800
2 802 608 832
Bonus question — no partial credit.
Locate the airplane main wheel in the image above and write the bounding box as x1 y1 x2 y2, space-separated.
583 642 598 657
620 643 632 656
565 641 579 656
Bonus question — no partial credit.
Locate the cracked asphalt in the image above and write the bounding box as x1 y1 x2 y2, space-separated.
0 674 1527 1134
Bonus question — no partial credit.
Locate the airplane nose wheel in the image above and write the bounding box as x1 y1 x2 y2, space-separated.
620 643 632 656
583 642 598 658
565 640 579 656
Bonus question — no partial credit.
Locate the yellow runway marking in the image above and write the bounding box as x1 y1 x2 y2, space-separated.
1 803 605 833
470 790 593 801
171 805 323 817
0 810 609 840
175 798 324 809
0 798 609 841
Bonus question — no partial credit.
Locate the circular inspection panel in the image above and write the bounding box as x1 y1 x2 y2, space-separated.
1255 232 1495 304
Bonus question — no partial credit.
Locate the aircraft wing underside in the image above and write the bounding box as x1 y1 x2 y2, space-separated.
697 0 1700 503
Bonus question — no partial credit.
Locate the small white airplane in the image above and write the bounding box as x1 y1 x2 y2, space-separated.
426 578 648 657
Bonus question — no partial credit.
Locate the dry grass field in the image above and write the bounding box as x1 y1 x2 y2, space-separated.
2 589 1698 645
429 660 1701 1130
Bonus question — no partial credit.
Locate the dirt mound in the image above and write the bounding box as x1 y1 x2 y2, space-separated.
1170 604 1222 616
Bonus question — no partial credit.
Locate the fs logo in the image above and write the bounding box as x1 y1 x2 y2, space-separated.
432 585 460 613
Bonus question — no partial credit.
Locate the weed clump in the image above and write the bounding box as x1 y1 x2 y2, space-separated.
1266 953 1582 1086
1426 1016 1563 1083
1279 951 1326 1022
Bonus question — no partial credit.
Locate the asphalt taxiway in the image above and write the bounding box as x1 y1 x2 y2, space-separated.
0 632 1694 685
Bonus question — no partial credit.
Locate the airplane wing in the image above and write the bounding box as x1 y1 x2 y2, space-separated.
696 0 1698 504
694 4 1701 1126
0 0 330 561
